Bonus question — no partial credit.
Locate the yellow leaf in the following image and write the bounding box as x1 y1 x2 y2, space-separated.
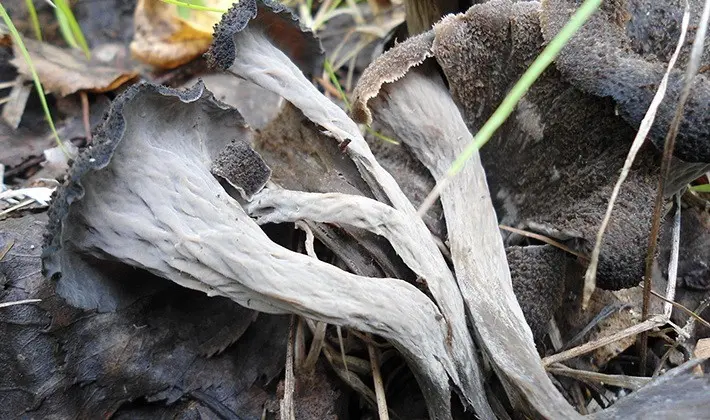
131 0 232 69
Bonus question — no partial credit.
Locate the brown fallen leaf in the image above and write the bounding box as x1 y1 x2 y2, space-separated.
10 38 137 97
130 0 231 69
1 77 31 129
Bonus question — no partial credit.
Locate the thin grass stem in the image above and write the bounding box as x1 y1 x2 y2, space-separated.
24 0 42 40
418 0 602 215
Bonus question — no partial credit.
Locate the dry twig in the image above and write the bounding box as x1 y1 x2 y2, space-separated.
640 0 710 374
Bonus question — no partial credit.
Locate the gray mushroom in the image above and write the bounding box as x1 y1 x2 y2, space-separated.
42 80 467 419
42 1 499 418
355 0 661 291
351 2 710 417
206 1 494 417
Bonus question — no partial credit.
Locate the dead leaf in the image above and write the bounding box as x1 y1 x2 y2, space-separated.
1 77 31 129
10 38 137 96
130 0 231 69
693 339 710 373
0 213 286 418
0 118 55 169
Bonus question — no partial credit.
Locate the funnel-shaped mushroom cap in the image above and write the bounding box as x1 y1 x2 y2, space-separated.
42 78 467 419
203 2 493 417
43 82 261 311
353 0 665 291
205 0 323 77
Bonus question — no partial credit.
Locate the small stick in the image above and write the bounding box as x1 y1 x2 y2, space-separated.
548 363 652 390
640 0 710 375
563 303 631 351
303 321 328 371
647 288 710 330
281 315 296 420
336 326 349 374
294 221 328 373
80 91 92 143
499 224 589 260
316 77 344 98
0 198 34 217
367 333 389 420
542 317 663 367
584 2 690 309
0 298 41 309
546 195 683 368
3 155 45 178
0 239 14 260
322 344 380 410
294 317 306 368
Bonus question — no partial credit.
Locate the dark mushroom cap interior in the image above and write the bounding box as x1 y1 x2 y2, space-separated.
206 0 323 77
541 0 710 163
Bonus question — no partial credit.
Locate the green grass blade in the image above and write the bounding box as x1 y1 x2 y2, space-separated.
160 0 228 13
324 58 398 144
176 0 206 18
324 58 351 109
365 126 399 145
446 0 602 177
53 0 90 59
54 6 79 50
417 0 602 216
690 184 710 193
24 0 42 40
0 3 67 155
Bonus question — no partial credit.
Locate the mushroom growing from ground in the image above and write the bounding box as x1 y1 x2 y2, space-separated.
42 79 479 419
43 1 495 418
357 0 710 293
39 0 710 418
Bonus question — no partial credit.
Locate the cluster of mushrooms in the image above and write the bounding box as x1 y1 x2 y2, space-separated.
41 0 710 418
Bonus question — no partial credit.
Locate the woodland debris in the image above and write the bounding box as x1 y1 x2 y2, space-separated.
130 0 227 69
11 38 137 96
1 213 285 418
0 0 706 418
